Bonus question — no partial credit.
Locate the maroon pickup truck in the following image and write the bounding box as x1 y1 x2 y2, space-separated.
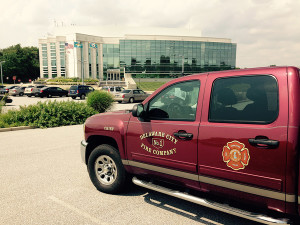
81 66 300 224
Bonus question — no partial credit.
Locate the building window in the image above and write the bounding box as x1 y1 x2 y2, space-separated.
59 42 66 77
96 49 99 79
102 44 120 79
50 43 57 78
41 44 48 78
119 40 236 76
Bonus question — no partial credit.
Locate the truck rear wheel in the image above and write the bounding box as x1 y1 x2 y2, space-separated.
87 144 127 194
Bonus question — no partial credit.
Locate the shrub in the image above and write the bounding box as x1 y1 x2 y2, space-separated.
87 90 114 113
0 101 97 128
0 94 8 114
0 100 4 114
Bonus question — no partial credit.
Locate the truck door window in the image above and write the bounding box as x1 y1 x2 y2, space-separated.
147 80 200 121
209 75 278 124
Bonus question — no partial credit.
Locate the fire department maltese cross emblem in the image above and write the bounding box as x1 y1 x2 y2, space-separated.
222 141 250 170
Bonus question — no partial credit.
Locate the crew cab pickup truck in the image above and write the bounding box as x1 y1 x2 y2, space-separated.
81 66 300 224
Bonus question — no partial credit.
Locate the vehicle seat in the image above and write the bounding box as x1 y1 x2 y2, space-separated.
243 87 268 121
212 88 238 120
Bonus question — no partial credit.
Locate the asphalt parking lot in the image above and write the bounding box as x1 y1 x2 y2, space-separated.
0 125 260 225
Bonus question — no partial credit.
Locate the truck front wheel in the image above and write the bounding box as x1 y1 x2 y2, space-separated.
87 144 127 194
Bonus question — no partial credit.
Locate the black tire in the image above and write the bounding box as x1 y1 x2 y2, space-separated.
80 94 85 100
129 97 134 103
87 144 127 194
47 94 51 98
71 96 76 99
19 92 24 96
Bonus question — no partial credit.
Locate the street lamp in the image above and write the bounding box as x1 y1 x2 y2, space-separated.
0 61 6 86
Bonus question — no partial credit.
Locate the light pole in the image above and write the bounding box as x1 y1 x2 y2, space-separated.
0 61 5 86
78 59 87 85
179 55 184 76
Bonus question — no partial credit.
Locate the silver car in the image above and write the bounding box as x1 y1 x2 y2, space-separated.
101 86 124 96
114 89 150 103
9 86 29 96
24 85 47 97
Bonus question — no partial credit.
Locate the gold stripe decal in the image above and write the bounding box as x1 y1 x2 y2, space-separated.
123 160 295 203
123 160 198 181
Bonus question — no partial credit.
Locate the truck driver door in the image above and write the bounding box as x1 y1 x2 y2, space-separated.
126 79 204 186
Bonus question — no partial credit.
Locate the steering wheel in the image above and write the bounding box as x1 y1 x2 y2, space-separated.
167 103 183 118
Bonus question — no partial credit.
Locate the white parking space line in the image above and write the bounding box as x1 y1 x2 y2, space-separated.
200 217 224 225
48 196 106 225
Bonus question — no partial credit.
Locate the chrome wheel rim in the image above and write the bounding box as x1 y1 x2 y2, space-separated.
94 155 117 185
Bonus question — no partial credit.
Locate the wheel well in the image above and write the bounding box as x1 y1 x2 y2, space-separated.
85 135 119 163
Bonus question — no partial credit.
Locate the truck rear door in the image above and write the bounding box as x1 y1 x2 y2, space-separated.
285 67 300 215
198 67 289 212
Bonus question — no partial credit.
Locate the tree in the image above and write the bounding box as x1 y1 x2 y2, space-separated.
0 44 40 83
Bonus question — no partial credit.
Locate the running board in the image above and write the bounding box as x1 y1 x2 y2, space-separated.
132 177 290 225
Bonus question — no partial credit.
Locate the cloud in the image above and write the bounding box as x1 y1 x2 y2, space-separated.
0 0 299 68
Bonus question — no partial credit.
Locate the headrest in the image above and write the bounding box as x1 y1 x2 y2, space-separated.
246 88 265 102
217 88 237 106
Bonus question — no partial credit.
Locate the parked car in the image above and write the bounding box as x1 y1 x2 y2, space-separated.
24 85 47 97
68 85 94 100
0 86 5 94
101 86 124 96
0 95 13 103
0 86 18 94
9 86 28 96
114 89 150 103
38 86 68 98
81 66 300 224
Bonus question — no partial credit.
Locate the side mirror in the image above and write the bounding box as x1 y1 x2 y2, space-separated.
132 103 144 117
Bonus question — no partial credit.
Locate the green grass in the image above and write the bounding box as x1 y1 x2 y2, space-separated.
137 82 166 91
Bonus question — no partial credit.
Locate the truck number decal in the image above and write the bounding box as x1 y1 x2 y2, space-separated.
222 141 250 170
140 131 177 156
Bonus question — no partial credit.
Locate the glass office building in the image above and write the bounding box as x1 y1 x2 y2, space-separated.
39 32 236 80
119 40 236 75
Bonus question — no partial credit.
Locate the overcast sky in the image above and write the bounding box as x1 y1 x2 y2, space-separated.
1 0 299 68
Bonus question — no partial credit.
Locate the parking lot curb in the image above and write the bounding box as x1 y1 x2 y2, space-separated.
0 126 35 132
